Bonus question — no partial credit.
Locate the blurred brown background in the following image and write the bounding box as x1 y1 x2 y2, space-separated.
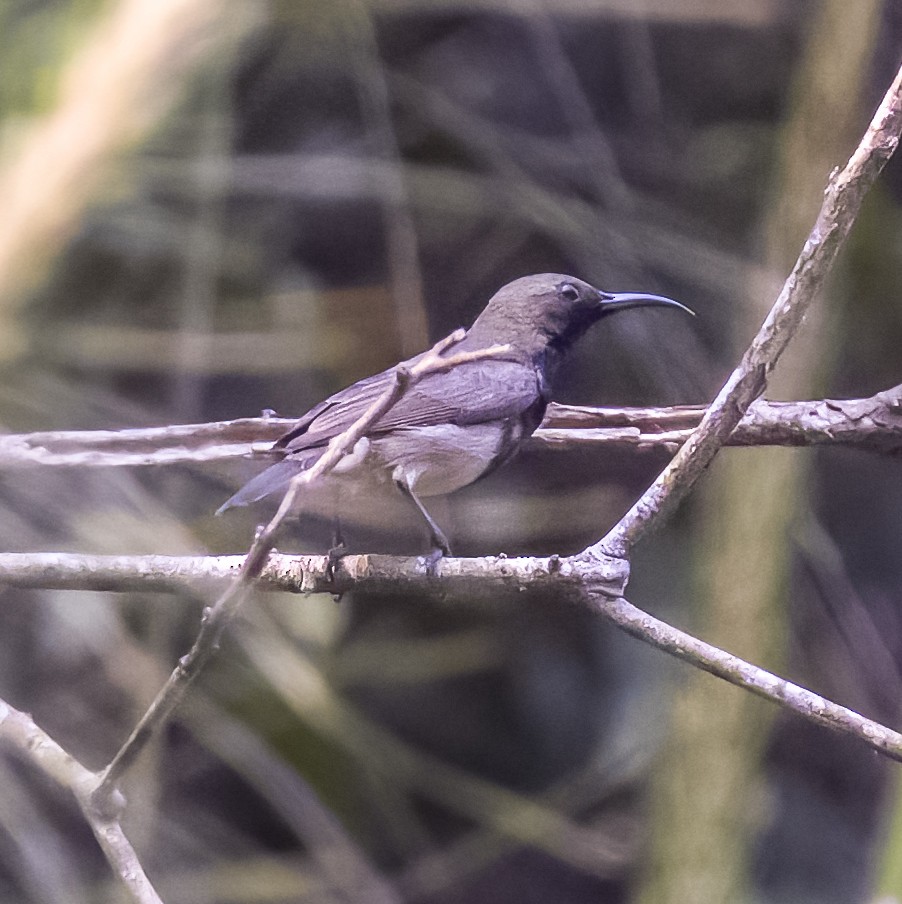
1 1 902 902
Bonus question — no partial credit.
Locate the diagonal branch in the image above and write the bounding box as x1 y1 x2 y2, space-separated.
590 61 902 560
90 329 511 810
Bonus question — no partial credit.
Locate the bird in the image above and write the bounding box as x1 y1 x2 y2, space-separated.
217 274 692 565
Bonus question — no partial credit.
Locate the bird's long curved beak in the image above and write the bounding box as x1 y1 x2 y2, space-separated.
598 290 695 317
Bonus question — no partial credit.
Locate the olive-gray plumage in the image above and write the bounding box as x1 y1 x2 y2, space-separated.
218 274 691 557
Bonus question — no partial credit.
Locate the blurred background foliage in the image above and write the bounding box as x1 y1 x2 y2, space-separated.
0 1 901 902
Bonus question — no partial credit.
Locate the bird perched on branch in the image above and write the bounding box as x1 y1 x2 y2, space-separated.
218 274 692 565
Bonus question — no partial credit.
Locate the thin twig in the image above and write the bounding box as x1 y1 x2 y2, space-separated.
591 61 902 560
590 595 902 763
91 330 511 809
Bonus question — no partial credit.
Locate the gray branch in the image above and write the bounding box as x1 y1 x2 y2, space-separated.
593 60 902 559
1 550 901 762
543 386 902 454
4 61 902 904
1 385 901 469
0 699 164 904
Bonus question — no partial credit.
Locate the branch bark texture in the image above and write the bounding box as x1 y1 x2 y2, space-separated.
1 550 900 763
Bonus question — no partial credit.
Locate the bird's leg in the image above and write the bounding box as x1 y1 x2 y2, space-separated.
325 515 347 586
395 480 451 574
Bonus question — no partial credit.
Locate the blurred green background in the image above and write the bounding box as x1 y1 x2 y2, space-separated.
1 1 902 902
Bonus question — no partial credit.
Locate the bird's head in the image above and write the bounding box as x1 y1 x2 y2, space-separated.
467 273 692 361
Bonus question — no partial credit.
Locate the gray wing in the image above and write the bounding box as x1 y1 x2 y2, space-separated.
277 356 543 454
216 355 543 513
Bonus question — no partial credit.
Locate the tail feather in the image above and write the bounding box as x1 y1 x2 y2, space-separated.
216 460 306 515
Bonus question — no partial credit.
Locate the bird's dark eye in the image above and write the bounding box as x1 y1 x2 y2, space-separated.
560 283 579 302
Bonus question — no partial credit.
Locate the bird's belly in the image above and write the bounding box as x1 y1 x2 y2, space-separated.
370 422 518 498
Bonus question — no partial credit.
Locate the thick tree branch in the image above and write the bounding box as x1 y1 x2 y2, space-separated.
1 550 901 762
0 551 620 598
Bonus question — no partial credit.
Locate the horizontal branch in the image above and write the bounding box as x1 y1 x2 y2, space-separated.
1 385 899 469
0 550 628 599
545 385 902 454
1 550 900 763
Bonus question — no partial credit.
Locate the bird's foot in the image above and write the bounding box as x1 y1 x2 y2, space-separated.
418 546 445 577
325 541 348 594
419 534 451 577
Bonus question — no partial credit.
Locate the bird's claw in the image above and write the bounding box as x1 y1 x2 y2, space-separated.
419 545 447 577
325 541 348 590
